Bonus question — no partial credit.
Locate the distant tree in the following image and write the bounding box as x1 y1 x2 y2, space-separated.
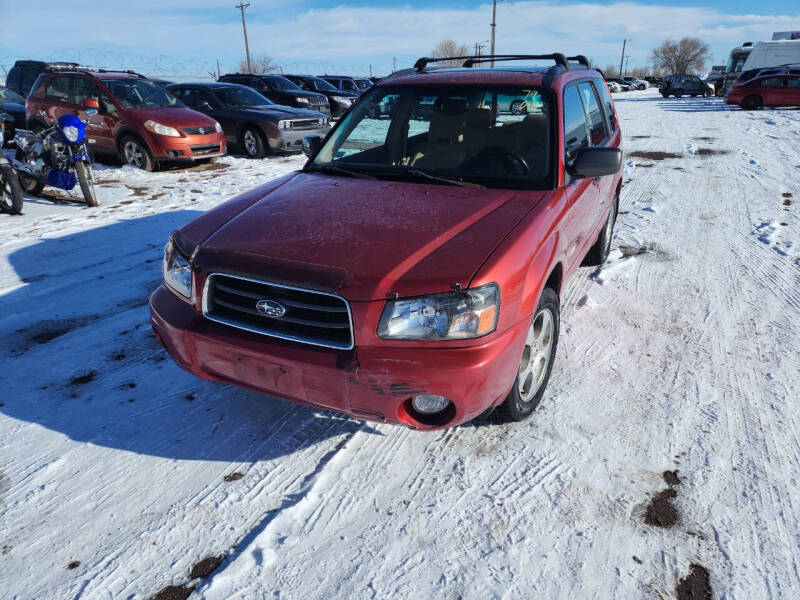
650 37 711 75
604 64 619 78
431 39 470 67
238 53 278 74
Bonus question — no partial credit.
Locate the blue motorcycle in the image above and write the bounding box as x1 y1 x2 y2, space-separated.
14 99 99 206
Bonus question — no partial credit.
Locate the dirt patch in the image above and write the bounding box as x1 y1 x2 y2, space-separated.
189 555 225 579
69 370 97 386
631 135 650 139
223 472 244 482
13 317 99 355
635 163 654 168
780 222 788 226
629 150 682 160
618 243 670 261
782 192 792 198
673 167 684 171
111 351 126 361
184 393 195 401
185 162 228 173
695 148 729 156
98 178 121 186
645 488 678 528
784 199 792 206
694 136 715 141
126 185 149 197
66 561 81 569
153 584 196 600
189 189 203 194
676 564 712 600
633 555 643 564
663 470 681 486
150 192 167 201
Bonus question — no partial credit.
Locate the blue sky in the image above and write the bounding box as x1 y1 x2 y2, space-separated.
2 1 800 79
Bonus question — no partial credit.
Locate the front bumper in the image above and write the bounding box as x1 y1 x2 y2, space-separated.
144 130 227 160
268 125 332 153
150 285 525 429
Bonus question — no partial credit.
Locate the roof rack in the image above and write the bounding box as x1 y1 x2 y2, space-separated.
46 64 146 78
413 54 570 72
567 55 590 67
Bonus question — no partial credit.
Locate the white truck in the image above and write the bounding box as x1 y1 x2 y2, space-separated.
741 38 800 72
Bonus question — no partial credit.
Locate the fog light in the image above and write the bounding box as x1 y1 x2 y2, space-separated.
411 395 451 415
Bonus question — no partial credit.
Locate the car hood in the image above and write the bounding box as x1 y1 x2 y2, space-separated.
245 104 326 120
127 106 217 127
190 172 542 301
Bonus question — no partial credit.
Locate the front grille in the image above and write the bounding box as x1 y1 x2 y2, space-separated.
190 144 220 155
182 126 216 135
289 119 321 130
203 273 354 350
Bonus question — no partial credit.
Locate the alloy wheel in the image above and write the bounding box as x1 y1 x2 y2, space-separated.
243 130 259 156
518 308 555 403
123 140 147 169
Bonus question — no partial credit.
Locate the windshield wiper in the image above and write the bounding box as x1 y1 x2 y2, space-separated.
402 169 485 188
308 165 377 180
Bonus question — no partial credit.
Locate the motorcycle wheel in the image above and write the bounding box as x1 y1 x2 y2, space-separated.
0 164 24 215
75 162 98 207
14 148 45 196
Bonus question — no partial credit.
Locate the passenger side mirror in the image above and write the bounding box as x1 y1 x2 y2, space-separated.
569 147 622 178
302 135 323 158
83 97 100 116
197 101 214 112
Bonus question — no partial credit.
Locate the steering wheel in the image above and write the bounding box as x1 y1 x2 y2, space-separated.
469 146 530 176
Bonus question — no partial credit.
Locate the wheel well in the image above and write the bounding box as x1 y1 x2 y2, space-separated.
238 122 267 142
115 129 150 154
544 263 563 296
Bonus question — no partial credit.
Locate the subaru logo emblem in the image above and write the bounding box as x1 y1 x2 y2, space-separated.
256 299 286 318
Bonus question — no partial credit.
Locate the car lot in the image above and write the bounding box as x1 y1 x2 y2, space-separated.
1 89 799 598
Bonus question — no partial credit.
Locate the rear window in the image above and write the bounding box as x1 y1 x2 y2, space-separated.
45 77 71 103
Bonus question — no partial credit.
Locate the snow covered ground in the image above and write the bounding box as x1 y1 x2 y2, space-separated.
1 89 799 599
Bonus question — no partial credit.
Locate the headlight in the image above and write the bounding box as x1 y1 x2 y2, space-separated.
378 284 499 341
333 96 353 105
144 120 181 137
278 120 290 130
163 239 192 299
296 97 310 104
62 125 79 142
214 120 223 133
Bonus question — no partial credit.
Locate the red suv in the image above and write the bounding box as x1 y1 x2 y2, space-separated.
150 54 623 429
726 73 800 109
26 68 226 171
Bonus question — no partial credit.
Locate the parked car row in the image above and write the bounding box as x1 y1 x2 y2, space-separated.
659 74 715 97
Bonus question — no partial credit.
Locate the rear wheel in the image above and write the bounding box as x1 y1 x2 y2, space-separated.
584 195 618 266
741 95 762 110
675 91 683 98
75 162 98 207
0 164 24 215
241 126 267 158
496 288 560 422
120 136 156 171
703 89 713 97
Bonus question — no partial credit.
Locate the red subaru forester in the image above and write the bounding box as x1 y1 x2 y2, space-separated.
150 54 623 429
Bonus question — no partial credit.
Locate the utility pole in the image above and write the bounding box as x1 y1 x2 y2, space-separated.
216 59 221 79
236 2 252 74
625 56 630 76
490 0 497 67
619 38 630 78
393 57 397 72
369 64 373 78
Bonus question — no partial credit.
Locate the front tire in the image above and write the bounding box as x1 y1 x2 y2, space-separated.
241 126 267 158
496 288 560 422
75 162 98 207
0 164 24 215
120 136 156 171
14 148 45 196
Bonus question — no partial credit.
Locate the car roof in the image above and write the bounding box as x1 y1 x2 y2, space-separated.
170 81 244 88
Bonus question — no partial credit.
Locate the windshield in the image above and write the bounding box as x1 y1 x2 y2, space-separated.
726 51 750 74
101 79 182 108
309 77 338 92
0 87 25 103
214 86 273 107
268 77 302 92
309 85 553 189
355 79 373 90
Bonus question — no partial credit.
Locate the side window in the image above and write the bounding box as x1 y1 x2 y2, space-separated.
343 80 357 92
761 77 785 88
251 78 267 90
73 78 116 112
563 85 590 164
786 78 800 88
45 77 72 103
595 81 617 132
578 82 607 145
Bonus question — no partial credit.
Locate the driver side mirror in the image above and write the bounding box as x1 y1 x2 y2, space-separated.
83 97 100 116
302 135 323 158
569 147 622 178
196 101 214 112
